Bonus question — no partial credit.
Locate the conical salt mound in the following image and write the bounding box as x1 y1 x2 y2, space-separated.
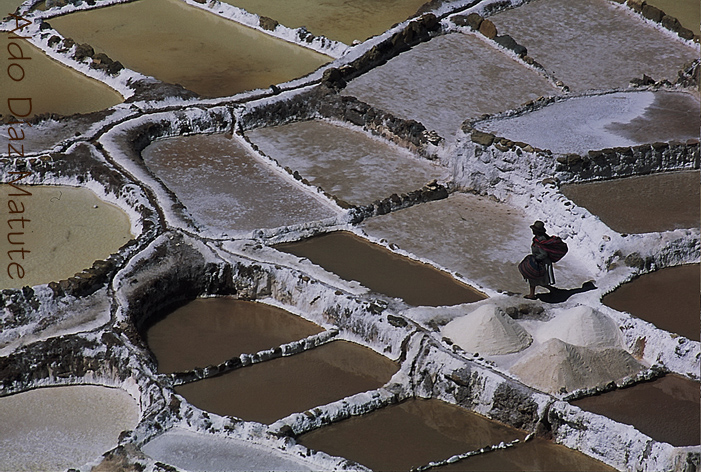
441 304 532 355
536 305 624 349
510 338 644 395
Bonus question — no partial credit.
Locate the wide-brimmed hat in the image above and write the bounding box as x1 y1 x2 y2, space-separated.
530 221 546 233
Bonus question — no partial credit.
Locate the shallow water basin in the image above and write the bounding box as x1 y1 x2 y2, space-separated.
246 119 446 206
571 374 701 447
146 298 323 373
141 134 339 233
342 32 558 143
223 0 427 44
175 340 398 424
603 264 700 341
0 33 122 118
491 0 699 92
0 185 133 289
476 91 700 155
49 0 330 97
0 385 140 471
646 0 700 35
274 230 485 306
142 428 315 472
360 193 594 295
298 398 535 471
560 171 700 235
435 436 616 472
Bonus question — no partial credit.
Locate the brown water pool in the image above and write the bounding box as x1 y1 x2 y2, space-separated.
299 398 614 471
560 171 700 234
145 298 323 373
49 0 330 97
0 33 122 118
571 374 701 447
646 0 700 36
274 231 485 306
436 436 616 472
0 185 133 289
603 264 700 341
175 340 398 424
222 0 428 44
141 134 338 232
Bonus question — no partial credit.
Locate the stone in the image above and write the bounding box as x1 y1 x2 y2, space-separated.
471 130 495 146
661 14 681 32
259 16 279 31
493 34 527 57
478 19 498 39
677 27 694 40
627 0 644 13
642 4 664 22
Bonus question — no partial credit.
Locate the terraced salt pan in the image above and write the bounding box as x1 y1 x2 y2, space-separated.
0 185 133 289
146 298 323 373
48 0 331 97
298 398 525 472
510 338 644 395
141 134 339 233
490 0 699 92
476 91 700 155
0 385 140 471
360 192 595 295
0 33 122 117
441 304 533 355
342 32 559 143
223 0 428 44
175 340 398 424
560 171 700 234
142 428 315 472
246 120 447 206
646 0 700 35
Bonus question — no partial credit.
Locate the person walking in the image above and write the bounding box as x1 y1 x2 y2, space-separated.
518 220 567 299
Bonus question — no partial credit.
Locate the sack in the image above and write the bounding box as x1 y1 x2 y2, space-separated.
534 236 568 263
518 254 545 280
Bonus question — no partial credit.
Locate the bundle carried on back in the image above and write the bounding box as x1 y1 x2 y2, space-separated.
532 235 568 262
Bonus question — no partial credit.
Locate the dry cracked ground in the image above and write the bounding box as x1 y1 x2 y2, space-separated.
0 0 700 470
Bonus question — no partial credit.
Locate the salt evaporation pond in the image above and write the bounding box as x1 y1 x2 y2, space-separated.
0 33 122 118
646 0 700 35
475 91 700 155
560 171 700 235
490 0 699 92
0 385 140 471
141 134 338 233
49 0 330 97
342 32 558 143
360 192 595 295
146 298 323 373
298 398 614 471
571 374 701 447
0 185 133 289
142 428 315 472
222 0 427 44
175 340 398 424
275 231 485 306
436 436 616 472
603 263 700 341
246 119 446 206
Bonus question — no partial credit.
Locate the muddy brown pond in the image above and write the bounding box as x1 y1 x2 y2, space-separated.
560 171 700 234
571 374 701 447
274 231 485 307
145 298 323 373
175 340 398 424
298 398 615 472
603 264 700 341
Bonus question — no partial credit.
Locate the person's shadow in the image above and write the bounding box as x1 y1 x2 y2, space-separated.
537 281 597 303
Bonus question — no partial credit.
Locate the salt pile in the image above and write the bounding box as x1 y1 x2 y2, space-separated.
510 338 644 395
535 305 624 349
441 304 532 355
